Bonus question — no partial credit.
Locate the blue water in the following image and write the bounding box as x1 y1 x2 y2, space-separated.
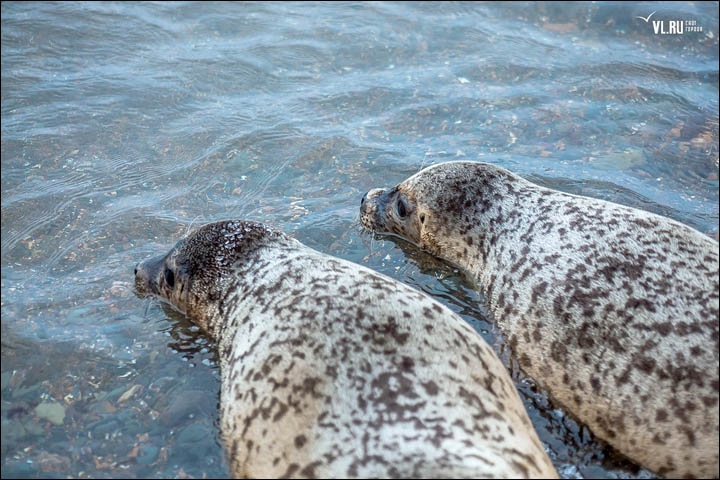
2 2 717 478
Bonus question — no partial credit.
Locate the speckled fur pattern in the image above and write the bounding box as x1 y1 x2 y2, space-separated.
360 161 720 479
134 220 558 479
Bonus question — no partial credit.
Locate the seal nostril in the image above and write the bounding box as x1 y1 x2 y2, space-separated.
134 264 138 276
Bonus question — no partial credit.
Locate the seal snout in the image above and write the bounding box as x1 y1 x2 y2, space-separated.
359 187 388 230
134 255 165 297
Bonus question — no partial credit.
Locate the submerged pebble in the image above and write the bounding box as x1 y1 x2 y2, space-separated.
137 444 159 465
34 402 65 426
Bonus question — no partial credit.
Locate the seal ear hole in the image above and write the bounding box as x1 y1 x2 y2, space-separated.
420 214 425 224
164 267 175 289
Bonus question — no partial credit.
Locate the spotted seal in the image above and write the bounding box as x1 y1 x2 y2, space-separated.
134 219 557 478
360 161 719 478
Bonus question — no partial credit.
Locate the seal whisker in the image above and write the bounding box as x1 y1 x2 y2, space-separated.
142 297 155 320
185 215 204 237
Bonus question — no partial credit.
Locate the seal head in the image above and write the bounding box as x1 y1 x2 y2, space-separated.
135 220 287 333
361 162 520 274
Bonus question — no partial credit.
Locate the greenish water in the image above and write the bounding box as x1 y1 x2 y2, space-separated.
2 2 718 478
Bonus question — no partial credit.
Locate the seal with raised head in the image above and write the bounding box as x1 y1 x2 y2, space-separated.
134 219 558 479
360 161 719 479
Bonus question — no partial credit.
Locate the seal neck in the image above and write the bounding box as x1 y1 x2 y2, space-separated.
426 178 530 284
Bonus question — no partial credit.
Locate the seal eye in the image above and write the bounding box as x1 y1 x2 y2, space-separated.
397 199 407 218
164 267 175 289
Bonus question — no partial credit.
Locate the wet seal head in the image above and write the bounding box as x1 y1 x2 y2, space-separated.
134 220 286 332
360 162 517 261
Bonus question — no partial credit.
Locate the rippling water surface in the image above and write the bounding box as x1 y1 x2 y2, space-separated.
2 2 718 478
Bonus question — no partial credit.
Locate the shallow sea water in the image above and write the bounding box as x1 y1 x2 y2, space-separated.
1 2 718 478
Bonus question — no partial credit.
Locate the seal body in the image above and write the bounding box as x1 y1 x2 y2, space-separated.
360 161 719 478
135 220 557 479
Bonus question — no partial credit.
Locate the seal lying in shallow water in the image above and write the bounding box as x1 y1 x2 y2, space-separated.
134 219 557 479
360 161 719 479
